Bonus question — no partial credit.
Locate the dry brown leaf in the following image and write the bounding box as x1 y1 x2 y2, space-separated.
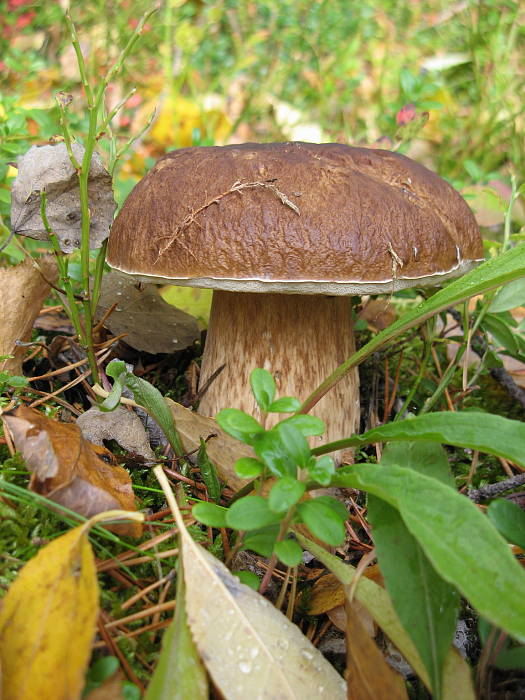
0 256 57 374
3 406 141 537
96 271 200 353
328 601 375 638
166 398 254 491
309 569 384 615
0 522 99 700
345 599 409 700
77 405 156 462
154 466 346 699
10 143 115 253
358 298 398 332
84 671 126 700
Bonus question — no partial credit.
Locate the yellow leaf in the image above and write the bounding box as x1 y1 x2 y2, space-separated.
145 95 231 151
0 524 98 700
160 284 212 328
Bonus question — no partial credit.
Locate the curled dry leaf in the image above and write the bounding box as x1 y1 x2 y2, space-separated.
3 406 141 537
77 405 156 462
10 143 116 253
0 256 57 375
166 398 254 491
96 271 200 353
0 522 98 700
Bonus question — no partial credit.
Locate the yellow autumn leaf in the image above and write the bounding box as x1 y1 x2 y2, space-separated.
0 510 143 700
0 525 97 700
146 95 231 150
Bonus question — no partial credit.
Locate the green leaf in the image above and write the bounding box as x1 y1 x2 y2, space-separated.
197 439 221 502
242 524 280 557
333 464 525 642
250 368 276 411
307 455 335 486
368 443 459 698
234 457 264 479
268 478 305 513
494 646 525 670
276 422 311 468
280 414 326 437
482 314 520 356
253 429 296 478
489 277 525 313
301 243 525 413
296 499 346 546
216 408 264 444
122 371 185 455
226 496 280 531
145 560 208 700
192 502 228 528
487 499 525 550
313 412 525 469
274 538 303 567
5 375 28 388
233 570 260 590
268 397 302 413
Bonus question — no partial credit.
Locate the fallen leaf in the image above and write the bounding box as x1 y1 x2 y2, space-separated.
77 405 156 462
160 283 212 328
145 557 208 700
0 522 98 700
358 298 398 332
84 671 126 700
346 599 408 700
154 465 346 699
166 398 254 491
327 601 375 638
308 569 384 615
3 406 141 537
0 256 57 375
96 271 200 353
10 143 115 253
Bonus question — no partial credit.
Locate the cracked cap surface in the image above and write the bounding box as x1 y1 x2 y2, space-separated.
107 142 483 295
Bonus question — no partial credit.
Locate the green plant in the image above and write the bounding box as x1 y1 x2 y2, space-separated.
194 369 346 575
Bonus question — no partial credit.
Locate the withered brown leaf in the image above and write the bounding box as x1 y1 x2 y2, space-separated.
3 406 141 537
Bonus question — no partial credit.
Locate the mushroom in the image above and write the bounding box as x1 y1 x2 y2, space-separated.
106 142 483 459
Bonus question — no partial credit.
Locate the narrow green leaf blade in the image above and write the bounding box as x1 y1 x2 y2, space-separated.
334 464 525 641
145 563 208 700
313 412 525 468
197 439 221 502
301 243 525 413
368 442 460 698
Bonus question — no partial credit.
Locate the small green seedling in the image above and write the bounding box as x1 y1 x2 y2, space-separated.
192 368 345 568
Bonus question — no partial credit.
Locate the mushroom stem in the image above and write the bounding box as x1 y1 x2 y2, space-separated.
198 290 360 463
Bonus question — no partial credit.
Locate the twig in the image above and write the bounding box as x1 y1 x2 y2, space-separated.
469 473 525 503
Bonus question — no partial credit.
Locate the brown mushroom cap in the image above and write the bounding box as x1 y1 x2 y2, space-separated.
107 142 483 294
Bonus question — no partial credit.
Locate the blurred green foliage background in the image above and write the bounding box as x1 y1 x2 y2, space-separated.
1 0 524 226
